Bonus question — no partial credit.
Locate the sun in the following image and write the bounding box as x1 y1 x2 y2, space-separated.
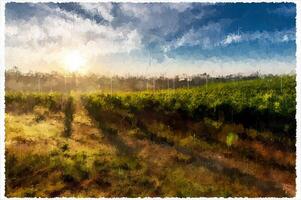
64 51 85 72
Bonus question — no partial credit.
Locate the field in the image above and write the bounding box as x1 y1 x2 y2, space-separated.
5 76 296 197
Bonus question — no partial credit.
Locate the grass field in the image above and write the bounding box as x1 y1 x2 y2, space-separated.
5 76 296 197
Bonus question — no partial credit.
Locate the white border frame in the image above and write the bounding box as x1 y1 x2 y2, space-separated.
0 0 300 199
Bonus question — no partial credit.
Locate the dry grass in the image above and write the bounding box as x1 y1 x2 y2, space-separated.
5 103 296 197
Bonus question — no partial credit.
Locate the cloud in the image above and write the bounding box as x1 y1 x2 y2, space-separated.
5 2 296 75
79 3 114 22
221 29 295 46
118 3 185 37
115 3 199 62
164 28 295 52
222 34 242 45
166 24 295 52
167 3 193 12
5 3 143 73
180 21 224 48
282 35 289 42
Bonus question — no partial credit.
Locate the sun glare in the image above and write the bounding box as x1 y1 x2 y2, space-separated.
64 51 85 72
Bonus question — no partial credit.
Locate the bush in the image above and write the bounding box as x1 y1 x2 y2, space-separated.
63 96 75 137
81 76 296 136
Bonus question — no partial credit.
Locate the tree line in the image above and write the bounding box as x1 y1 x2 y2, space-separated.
5 66 278 92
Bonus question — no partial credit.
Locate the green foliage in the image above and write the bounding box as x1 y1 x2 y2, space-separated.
226 132 238 147
81 76 296 135
5 93 77 137
33 106 49 122
5 152 54 194
63 96 75 137
5 92 64 113
204 117 223 129
5 76 296 197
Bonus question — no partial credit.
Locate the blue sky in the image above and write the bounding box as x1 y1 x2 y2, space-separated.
5 3 296 76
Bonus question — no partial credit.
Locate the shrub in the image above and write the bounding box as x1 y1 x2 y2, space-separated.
63 96 75 137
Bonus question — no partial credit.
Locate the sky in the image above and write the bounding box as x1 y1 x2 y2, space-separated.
5 3 296 76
